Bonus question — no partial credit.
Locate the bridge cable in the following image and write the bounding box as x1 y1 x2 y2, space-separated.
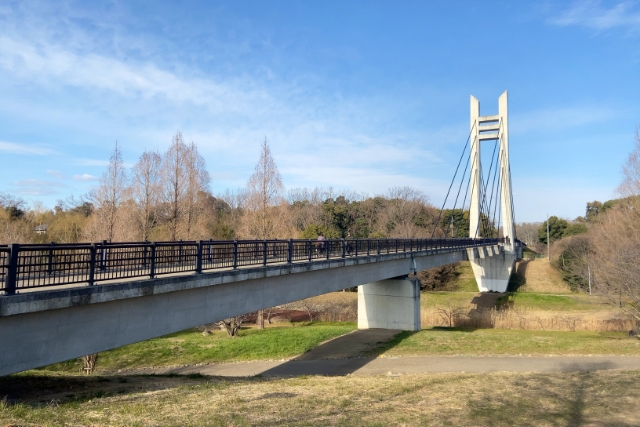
451 127 484 238
479 119 503 237
444 128 479 237
430 122 476 238
487 144 501 237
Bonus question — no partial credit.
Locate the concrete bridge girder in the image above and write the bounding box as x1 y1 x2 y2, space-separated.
0 246 502 376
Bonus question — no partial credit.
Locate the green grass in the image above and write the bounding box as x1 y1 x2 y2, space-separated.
40 322 357 373
377 328 640 356
453 262 479 292
496 293 607 311
422 290 608 312
421 291 479 308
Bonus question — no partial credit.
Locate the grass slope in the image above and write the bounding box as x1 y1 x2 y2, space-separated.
379 328 640 356
40 322 356 373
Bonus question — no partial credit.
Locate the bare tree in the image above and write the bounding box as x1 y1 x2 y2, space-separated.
240 137 287 239
381 186 432 238
516 222 542 247
618 129 640 197
589 199 640 332
160 133 210 240
183 142 211 239
86 142 128 242
588 132 640 334
130 151 162 241
240 137 286 329
216 314 249 337
161 133 188 241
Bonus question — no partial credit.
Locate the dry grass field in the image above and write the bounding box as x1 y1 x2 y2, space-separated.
2 370 640 426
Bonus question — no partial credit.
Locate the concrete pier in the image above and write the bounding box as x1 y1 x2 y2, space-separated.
357 277 421 331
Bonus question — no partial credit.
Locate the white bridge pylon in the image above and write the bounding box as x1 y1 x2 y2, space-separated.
468 90 517 292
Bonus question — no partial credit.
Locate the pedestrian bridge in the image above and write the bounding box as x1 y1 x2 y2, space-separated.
0 91 521 375
0 237 518 376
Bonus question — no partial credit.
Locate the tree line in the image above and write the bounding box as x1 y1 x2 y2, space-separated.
0 133 504 245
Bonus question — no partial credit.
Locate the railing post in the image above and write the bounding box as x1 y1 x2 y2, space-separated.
341 239 346 258
233 240 238 269
142 241 148 267
377 239 381 255
196 240 203 273
47 241 54 274
288 239 293 264
179 240 183 265
5 243 19 295
100 240 107 271
88 243 96 286
150 243 156 279
263 240 267 266
308 240 313 261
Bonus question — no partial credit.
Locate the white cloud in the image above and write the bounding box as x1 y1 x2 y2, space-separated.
73 174 98 181
0 141 55 155
548 1 640 30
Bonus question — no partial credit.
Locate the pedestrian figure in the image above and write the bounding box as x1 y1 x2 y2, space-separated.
316 232 326 255
346 232 354 256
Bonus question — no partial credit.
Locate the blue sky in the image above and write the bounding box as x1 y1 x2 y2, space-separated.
0 1 639 223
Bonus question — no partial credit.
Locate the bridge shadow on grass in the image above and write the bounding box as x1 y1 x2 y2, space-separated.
468 360 634 427
0 372 214 406
507 258 530 292
259 328 416 377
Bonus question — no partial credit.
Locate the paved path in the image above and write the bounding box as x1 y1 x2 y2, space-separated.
126 355 640 377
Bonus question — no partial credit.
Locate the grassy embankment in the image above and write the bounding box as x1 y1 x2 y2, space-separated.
40 322 357 373
421 259 633 331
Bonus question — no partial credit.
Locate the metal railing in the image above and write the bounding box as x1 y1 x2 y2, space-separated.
0 238 505 295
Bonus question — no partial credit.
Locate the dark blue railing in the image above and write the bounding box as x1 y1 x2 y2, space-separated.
0 237 505 295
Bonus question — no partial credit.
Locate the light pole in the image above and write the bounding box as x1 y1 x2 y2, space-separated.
547 214 550 261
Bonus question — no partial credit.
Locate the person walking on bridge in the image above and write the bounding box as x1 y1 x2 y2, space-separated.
316 232 326 255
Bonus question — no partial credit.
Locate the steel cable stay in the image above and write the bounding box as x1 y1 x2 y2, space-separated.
431 122 476 238
486 143 502 237
444 129 480 237
482 135 502 237
478 119 503 237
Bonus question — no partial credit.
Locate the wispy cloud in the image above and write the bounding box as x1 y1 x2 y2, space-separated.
0 141 55 155
12 179 66 188
72 174 98 181
548 1 640 30
11 178 67 197
46 170 65 179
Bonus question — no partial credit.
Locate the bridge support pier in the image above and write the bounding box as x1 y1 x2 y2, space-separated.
467 247 515 292
357 277 421 331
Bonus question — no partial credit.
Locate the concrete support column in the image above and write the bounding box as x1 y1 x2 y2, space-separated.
357 277 421 331
468 90 516 293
